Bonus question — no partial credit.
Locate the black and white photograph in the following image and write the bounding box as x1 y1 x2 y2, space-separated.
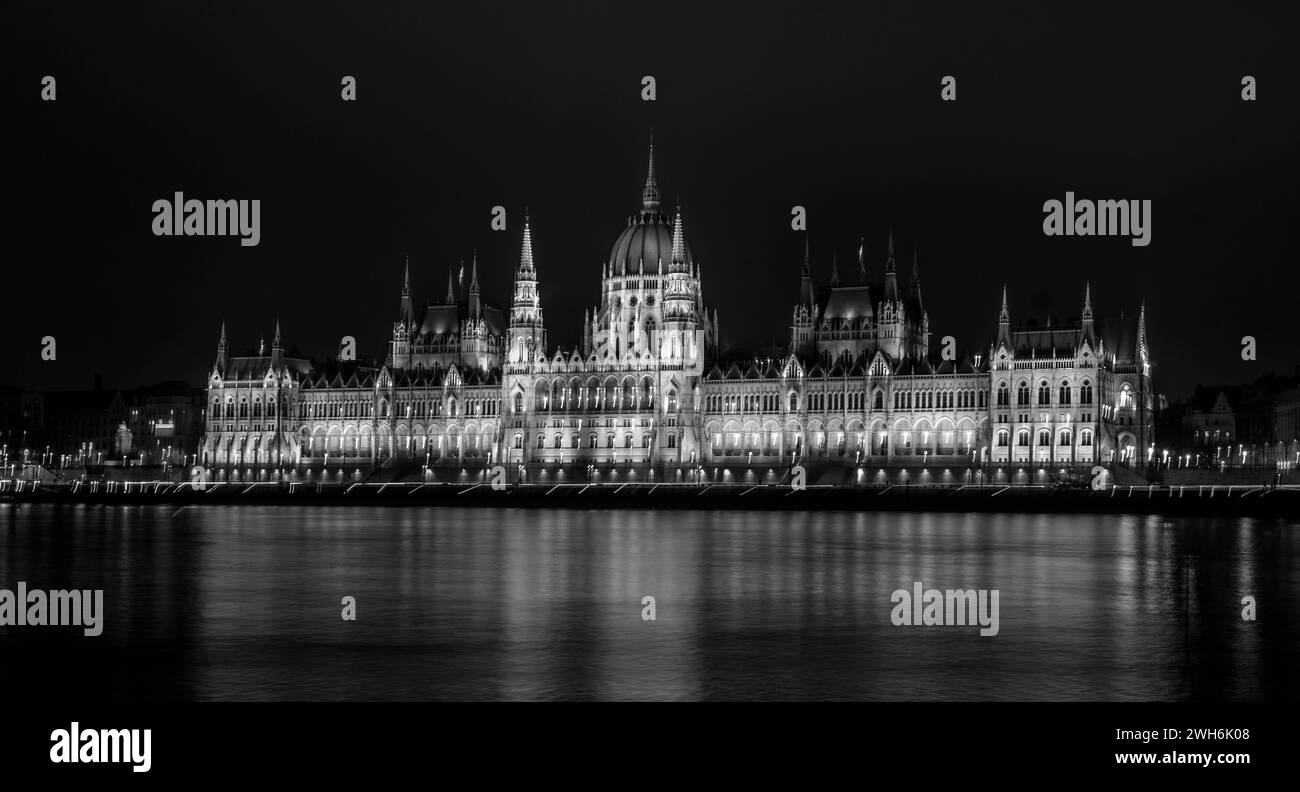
3 0 1296 779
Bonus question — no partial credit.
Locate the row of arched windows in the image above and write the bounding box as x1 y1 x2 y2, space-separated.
211 397 277 420
999 380 1095 408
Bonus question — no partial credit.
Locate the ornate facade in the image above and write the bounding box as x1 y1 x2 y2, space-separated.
199 138 1155 481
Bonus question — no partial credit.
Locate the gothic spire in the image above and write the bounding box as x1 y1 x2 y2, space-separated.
1137 299 1148 358
273 318 282 348
519 209 535 276
883 231 899 305
445 266 455 304
858 236 867 283
641 131 660 212
399 256 415 323
670 202 686 269
1082 282 1093 320
216 320 228 371
470 250 480 293
997 284 1011 347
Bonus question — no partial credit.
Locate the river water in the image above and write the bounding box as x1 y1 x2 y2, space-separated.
0 505 1295 701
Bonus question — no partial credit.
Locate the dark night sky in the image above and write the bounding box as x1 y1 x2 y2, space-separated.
7 1 1298 400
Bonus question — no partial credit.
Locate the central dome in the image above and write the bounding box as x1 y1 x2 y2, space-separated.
609 211 692 274
607 136 692 274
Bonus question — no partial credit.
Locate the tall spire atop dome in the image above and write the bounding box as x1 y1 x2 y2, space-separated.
641 131 660 211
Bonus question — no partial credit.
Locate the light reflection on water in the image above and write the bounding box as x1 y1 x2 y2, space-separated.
0 505 1295 701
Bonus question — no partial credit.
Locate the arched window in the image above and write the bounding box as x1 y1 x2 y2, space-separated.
212 399 222 420
997 384 1009 407
1017 383 1030 406
667 433 677 448
513 434 522 449
1016 429 1030 447
1038 381 1051 406
789 392 799 412
535 433 545 449
1037 429 1051 446
553 434 563 449
667 390 678 412
606 433 615 449
996 429 1009 447
873 391 883 410
624 433 633 448
588 433 597 448
1119 383 1134 409
1059 430 1072 446
239 398 248 418
1080 382 1093 405
1081 429 1093 447
1059 383 1071 405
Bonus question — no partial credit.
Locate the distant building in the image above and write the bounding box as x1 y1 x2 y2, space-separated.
1183 387 1238 449
42 388 127 464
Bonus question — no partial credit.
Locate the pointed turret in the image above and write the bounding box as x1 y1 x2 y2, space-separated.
399 255 415 324
216 320 229 372
1081 282 1095 344
445 266 456 305
1137 298 1149 365
271 319 283 366
997 284 1011 347
670 202 687 272
799 234 816 306
882 230 899 304
468 251 482 319
508 211 545 363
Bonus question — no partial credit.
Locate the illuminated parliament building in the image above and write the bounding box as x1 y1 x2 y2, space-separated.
200 139 1155 482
